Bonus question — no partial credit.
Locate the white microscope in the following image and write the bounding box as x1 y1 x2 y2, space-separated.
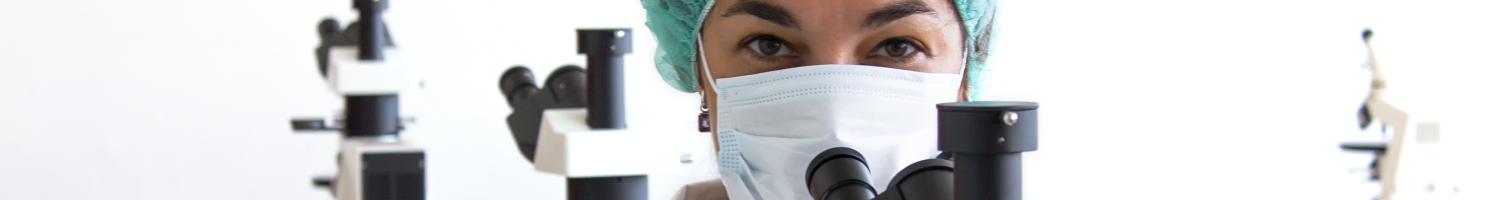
499 29 676 200
1343 29 1450 200
291 0 425 200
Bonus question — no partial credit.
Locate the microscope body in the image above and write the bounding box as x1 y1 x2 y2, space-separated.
1340 29 1452 200
294 1 426 199
500 29 677 200
324 46 426 200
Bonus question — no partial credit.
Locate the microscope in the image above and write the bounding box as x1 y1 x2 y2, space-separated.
499 28 674 200
1341 29 1449 200
290 0 425 200
806 101 1039 200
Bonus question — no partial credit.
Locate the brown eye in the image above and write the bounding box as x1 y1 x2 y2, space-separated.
746 35 792 57
875 39 918 58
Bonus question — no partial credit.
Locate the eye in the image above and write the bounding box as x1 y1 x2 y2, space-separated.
745 35 793 57
871 38 924 59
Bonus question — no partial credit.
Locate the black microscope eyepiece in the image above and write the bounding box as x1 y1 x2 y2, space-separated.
878 159 955 200
807 147 878 200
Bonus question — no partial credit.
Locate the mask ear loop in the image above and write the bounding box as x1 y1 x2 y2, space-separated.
696 36 719 92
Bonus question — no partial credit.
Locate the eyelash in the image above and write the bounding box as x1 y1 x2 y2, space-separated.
868 37 928 63
740 34 796 63
737 35 929 65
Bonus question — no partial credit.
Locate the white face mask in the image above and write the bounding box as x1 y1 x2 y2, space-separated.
699 41 964 199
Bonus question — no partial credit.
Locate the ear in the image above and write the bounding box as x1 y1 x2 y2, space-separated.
696 53 722 152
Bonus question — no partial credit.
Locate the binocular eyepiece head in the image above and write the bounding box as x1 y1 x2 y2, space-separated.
498 65 588 162
499 65 587 108
807 147 956 200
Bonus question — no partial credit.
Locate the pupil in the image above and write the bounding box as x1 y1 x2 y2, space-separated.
759 40 781 55
885 42 909 56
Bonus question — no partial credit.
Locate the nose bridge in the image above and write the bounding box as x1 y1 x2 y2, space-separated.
803 36 859 65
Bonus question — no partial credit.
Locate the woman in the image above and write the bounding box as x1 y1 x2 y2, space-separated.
642 0 997 199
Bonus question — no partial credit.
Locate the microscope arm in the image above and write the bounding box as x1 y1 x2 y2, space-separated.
1359 96 1447 200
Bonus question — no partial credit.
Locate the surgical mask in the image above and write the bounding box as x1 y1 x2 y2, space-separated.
699 42 963 200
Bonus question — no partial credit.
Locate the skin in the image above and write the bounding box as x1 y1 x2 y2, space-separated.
697 0 971 151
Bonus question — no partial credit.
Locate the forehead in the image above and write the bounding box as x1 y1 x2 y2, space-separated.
734 0 886 13
712 0 958 25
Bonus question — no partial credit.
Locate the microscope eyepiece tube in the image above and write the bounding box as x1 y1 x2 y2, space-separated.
353 0 386 61
807 147 878 200
938 101 1038 200
543 65 589 107
577 29 631 129
872 159 955 200
499 67 540 106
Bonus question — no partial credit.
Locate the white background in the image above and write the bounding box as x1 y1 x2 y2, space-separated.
1 0 1496 199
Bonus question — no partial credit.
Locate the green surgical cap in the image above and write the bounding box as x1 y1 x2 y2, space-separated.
642 0 996 99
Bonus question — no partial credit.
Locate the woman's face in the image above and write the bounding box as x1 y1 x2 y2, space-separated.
699 0 968 150
699 0 967 78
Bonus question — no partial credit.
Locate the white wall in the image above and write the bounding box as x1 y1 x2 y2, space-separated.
0 0 1495 199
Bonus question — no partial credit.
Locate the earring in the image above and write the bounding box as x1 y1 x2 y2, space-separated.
698 94 710 132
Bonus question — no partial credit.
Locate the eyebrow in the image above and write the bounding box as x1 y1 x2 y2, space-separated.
863 0 937 29
723 0 800 29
